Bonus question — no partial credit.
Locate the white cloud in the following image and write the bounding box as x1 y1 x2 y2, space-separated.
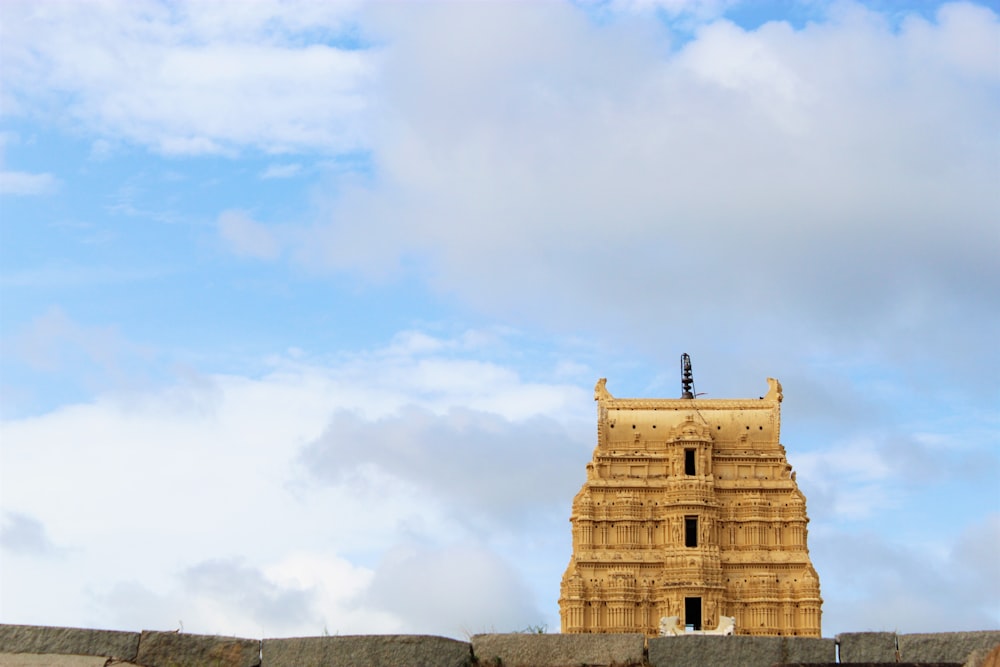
382 330 449 356
0 264 167 289
218 210 282 260
6 2 996 386
0 170 58 195
903 2 1000 80
0 132 59 194
5 306 151 383
0 1 372 155
290 1 1000 398
94 553 388 638
302 406 588 531
606 0 738 21
795 437 897 520
793 425 999 524
0 512 65 557
360 544 544 636
0 329 585 637
813 514 1000 633
260 163 303 179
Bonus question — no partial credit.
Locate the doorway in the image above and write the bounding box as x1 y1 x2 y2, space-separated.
685 597 702 631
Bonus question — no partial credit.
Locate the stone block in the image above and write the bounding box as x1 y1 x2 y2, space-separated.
0 655 113 667
782 637 836 663
776 664 961 667
261 635 471 667
135 630 260 667
899 631 1000 664
471 633 644 667
649 635 754 667
0 624 140 660
647 635 833 667
836 632 898 663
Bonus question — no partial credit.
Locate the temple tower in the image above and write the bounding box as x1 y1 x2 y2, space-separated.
559 372 822 637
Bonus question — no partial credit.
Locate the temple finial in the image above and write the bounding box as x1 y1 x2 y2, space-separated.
681 353 695 399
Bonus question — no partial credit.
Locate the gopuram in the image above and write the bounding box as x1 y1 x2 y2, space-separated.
559 356 822 637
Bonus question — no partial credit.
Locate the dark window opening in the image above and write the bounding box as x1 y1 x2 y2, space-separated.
685 597 702 631
684 449 696 475
685 516 698 547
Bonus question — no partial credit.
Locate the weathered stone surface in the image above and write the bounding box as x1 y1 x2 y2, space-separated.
0 655 111 667
964 648 991 667
836 632 898 663
647 635 833 667
0 624 140 659
781 637 836 663
135 630 260 667
262 635 471 667
775 664 961 667
899 631 1000 664
471 633 644 667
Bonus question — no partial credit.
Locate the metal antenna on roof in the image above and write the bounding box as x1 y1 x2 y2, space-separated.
681 353 695 399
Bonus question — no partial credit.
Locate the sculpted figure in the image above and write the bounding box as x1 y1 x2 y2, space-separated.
594 378 612 400
710 616 736 636
659 616 683 636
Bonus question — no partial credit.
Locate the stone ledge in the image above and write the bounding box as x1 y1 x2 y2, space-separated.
647 635 834 667
3 624 999 667
898 631 1000 664
471 633 644 667
0 655 123 667
776 664 962 667
262 634 472 667
0 624 140 660
836 632 899 663
135 630 260 667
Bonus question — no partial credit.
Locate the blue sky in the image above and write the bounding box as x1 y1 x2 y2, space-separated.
1 0 998 639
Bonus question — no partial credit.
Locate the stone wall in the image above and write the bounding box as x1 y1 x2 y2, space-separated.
1 624 997 667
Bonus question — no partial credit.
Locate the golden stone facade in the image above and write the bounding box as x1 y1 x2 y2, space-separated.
559 377 822 637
